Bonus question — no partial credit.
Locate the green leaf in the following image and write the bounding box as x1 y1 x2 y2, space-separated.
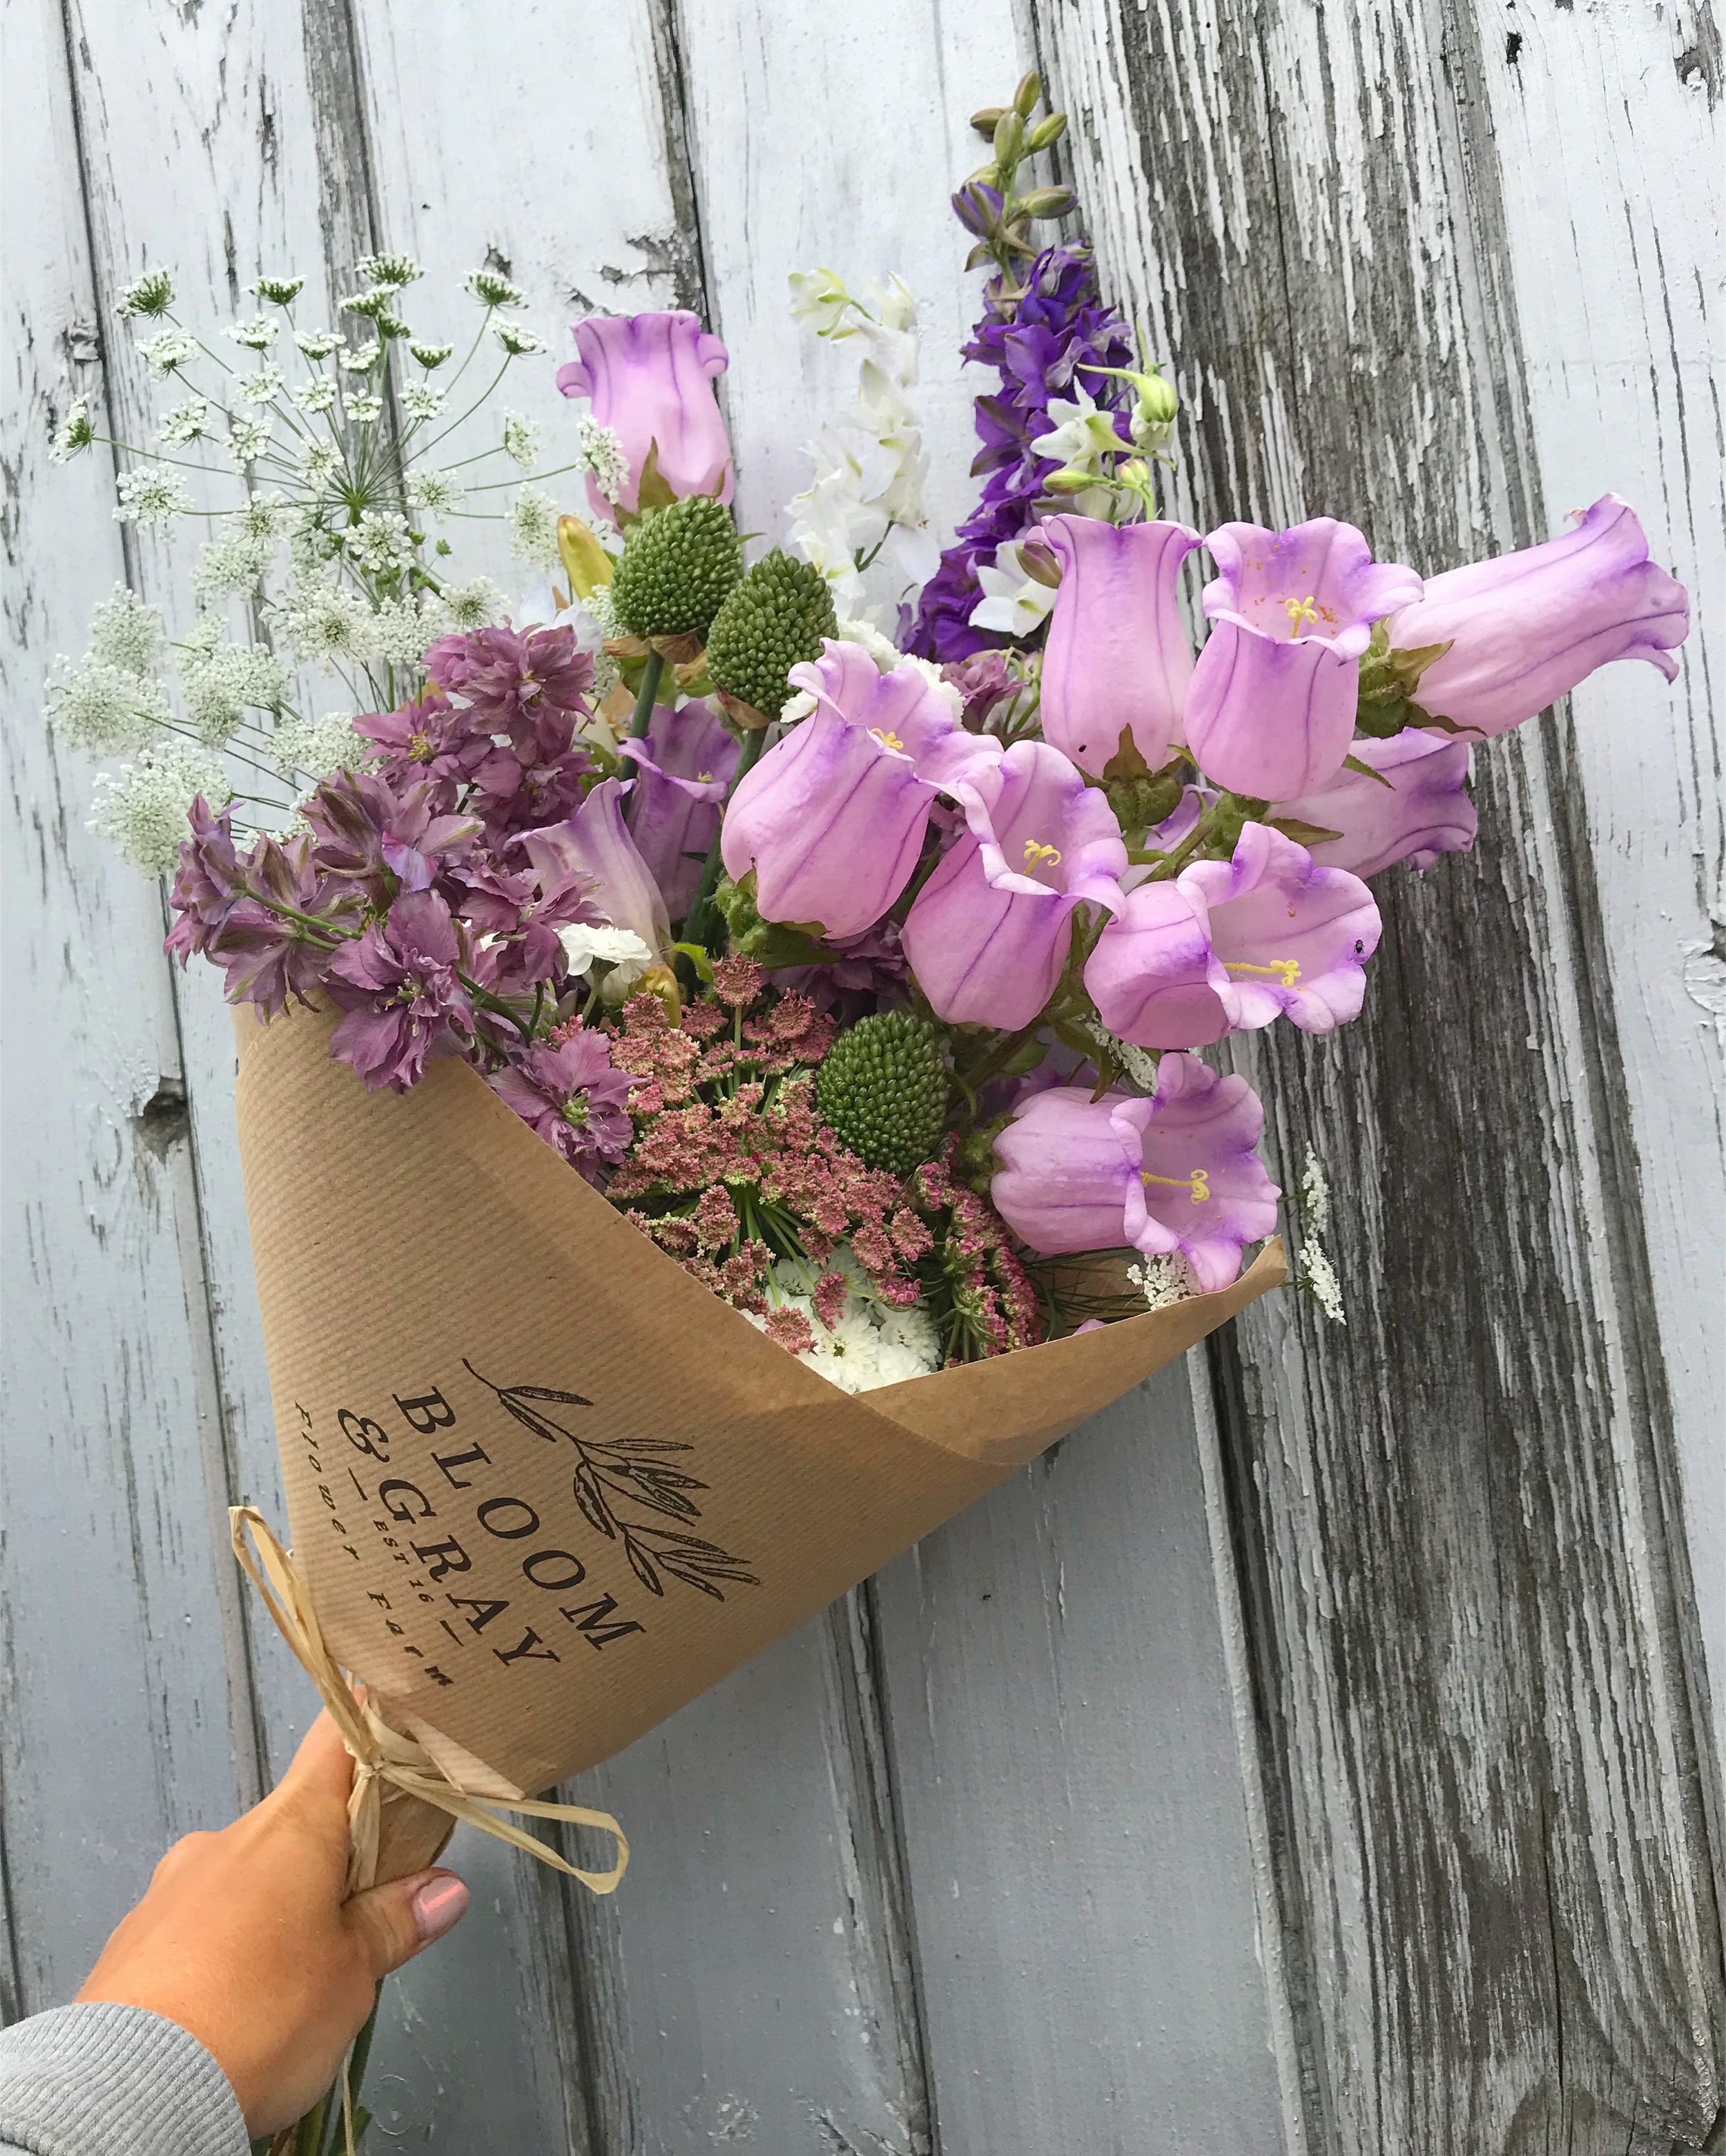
672 940 715 984
1268 817 1346 846
1100 726 1151 781
633 438 679 514
1341 752 1396 788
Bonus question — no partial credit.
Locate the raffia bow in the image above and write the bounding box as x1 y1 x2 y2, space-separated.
230 1506 628 1897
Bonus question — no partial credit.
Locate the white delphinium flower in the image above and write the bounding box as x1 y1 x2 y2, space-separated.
493 318 545 357
467 269 525 308
355 253 422 292
510 485 559 568
250 275 306 307
193 532 274 600
340 340 381 373
269 710 370 779
408 340 454 370
293 329 342 360
182 639 290 744
501 410 538 469
156 396 213 446
271 577 378 664
971 540 1058 640
89 743 229 873
1295 1146 1345 1323
345 393 384 425
234 362 285 405
574 415 628 501
1126 1254 1196 1311
292 376 338 416
226 418 275 465
400 382 445 423
137 329 198 378
342 509 414 577
423 575 506 635
405 466 465 516
49 396 96 462
226 314 279 351
115 467 193 525
1031 384 1125 470
87 585 168 677
46 654 171 752
786 266 853 336
115 268 175 320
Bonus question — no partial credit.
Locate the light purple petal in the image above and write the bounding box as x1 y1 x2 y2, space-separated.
1040 515 1199 777
1276 729 1476 877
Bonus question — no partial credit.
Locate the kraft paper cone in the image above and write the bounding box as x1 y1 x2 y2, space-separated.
233 1004 1284 1797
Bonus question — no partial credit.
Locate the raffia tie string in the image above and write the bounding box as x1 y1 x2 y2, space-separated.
230 1506 628 1898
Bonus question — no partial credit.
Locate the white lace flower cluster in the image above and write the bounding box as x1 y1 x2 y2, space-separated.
1295 1147 1346 1324
784 270 940 623
746 1250 942 1395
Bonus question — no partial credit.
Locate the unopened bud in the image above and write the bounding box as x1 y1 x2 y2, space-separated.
992 110 1025 164
1138 369 1179 425
1026 111 1068 150
1043 465 1097 495
1018 185 1076 220
1118 458 1152 490
617 962 680 1020
558 513 614 603
1014 70 1043 118
1018 536 1063 588
969 105 1007 137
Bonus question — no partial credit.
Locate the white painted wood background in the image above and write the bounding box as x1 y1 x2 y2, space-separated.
1 0 1721 2148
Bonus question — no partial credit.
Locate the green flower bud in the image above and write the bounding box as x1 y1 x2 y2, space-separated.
993 110 1026 164
969 105 1008 138
610 494 744 640
1026 111 1068 150
1043 465 1099 495
1018 185 1076 221
816 1013 951 1176
704 549 837 720
1013 69 1043 118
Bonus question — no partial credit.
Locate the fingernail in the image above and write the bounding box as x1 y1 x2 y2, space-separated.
411 1872 469 1944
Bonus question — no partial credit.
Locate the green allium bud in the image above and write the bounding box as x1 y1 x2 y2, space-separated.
610 495 744 640
704 549 837 720
816 1013 950 1176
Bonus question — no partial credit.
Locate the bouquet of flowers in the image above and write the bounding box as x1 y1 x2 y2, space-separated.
46 65 1689 2152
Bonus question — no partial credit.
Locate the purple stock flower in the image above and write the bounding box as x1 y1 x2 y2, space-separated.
301 768 481 898
166 797 244 964
990 1054 1281 1292
522 777 672 964
488 1029 639 1181
454 851 602 996
1277 729 1476 878
469 723 594 846
1185 520 1423 800
556 311 733 518
209 835 360 1018
1389 494 1690 736
324 889 474 1091
1086 822 1381 1047
1040 516 1200 776
619 699 739 920
356 690 489 806
721 642 1001 939
422 625 594 756
902 739 1127 1029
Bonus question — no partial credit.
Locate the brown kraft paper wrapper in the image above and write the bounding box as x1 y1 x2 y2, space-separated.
233 1003 1285 1809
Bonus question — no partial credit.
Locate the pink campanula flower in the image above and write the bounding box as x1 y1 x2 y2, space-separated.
1185 518 1422 800
522 777 672 964
902 739 1127 1029
721 641 1002 940
1274 729 1476 878
556 311 733 518
487 1030 639 1181
619 699 739 920
990 1055 1280 1292
1039 514 1201 776
1085 822 1381 1047
324 888 474 1092
1387 494 1689 737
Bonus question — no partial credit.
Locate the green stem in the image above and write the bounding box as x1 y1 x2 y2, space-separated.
319 1987 383 2156
683 724 766 945
629 650 666 739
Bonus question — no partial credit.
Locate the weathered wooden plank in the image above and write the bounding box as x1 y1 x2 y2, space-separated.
1038 0 1725 2146
0 0 258 2012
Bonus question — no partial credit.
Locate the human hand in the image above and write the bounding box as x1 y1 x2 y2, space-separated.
75 1711 469 2135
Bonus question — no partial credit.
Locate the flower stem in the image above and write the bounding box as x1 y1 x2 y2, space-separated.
683 724 766 946
629 650 666 739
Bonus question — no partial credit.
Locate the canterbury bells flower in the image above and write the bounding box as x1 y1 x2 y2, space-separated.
1185 518 1422 799
902 740 1127 1029
990 1057 1281 1292
1038 515 1200 777
720 641 1000 939
522 778 672 968
1387 494 1690 736
1084 822 1381 1048
1275 729 1477 879
619 699 739 920
556 311 733 518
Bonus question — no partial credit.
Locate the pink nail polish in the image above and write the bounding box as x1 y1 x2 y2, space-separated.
411 1872 469 1943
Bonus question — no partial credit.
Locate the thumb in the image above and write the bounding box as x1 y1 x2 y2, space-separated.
345 1867 469 1980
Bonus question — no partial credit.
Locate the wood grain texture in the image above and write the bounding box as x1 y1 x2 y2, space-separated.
1038 0 1725 2147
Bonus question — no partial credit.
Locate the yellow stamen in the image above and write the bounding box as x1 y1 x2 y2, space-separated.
870 726 905 751
1142 1167 1211 1204
1225 957 1301 986
1023 839 1063 870
1283 593 1320 631
407 730 434 761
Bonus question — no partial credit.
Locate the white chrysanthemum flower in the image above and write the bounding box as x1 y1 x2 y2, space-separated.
400 382 445 423
114 467 193 525
182 639 290 743
234 362 285 406
560 924 653 995
467 268 525 308
271 578 378 663
192 532 273 599
89 743 228 873
46 653 171 752
293 329 342 359
269 709 369 777
342 509 414 576
117 268 175 320
87 585 168 677
137 329 198 378
509 485 559 568
369 594 434 667
833 617 903 670
49 396 96 463
293 376 338 415
340 339 381 373
226 418 274 465
408 340 453 370
355 252 422 291
226 314 279 351
423 575 506 634
501 410 538 469
1126 1254 1196 1311
250 275 306 307
574 415 628 501
493 318 545 356
405 466 465 516
157 396 213 446
345 393 384 425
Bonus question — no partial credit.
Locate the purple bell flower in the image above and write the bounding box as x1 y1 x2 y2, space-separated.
1186 519 1422 799
902 739 1127 1029
1275 728 1477 878
721 642 1000 939
556 311 733 519
1388 494 1689 735
619 699 739 922
522 777 672 963
990 1055 1281 1292
1040 515 1201 776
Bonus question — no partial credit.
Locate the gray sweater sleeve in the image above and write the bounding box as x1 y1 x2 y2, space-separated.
0 2003 249 2156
